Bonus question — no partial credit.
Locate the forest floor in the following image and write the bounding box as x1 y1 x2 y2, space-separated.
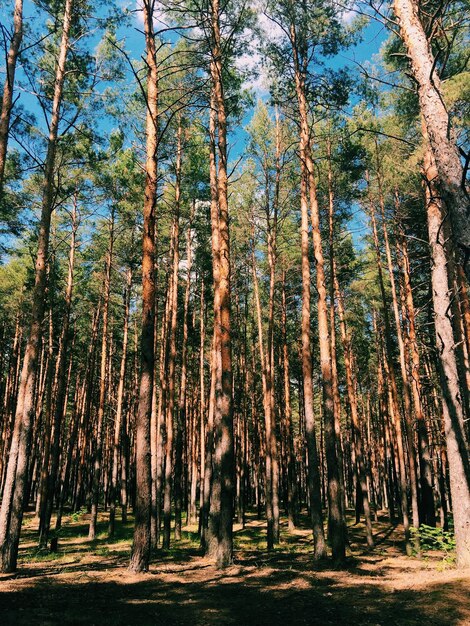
0 509 469 625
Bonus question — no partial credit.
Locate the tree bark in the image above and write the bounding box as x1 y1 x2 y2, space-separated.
129 0 158 573
109 268 132 536
88 212 114 540
424 145 470 568
393 0 470 274
0 0 23 192
207 0 234 567
290 22 327 560
0 0 74 573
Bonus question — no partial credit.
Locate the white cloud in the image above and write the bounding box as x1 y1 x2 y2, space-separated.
134 0 170 30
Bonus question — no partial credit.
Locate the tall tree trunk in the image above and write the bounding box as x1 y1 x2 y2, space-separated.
39 196 77 546
199 279 206 529
327 139 349 547
303 88 345 561
88 212 114 540
393 0 470 274
424 145 470 568
0 0 73 573
290 22 327 560
207 0 234 567
162 137 181 549
176 209 193 530
375 156 419 530
0 0 23 191
281 272 297 530
397 227 436 526
129 0 158 573
252 249 275 549
368 184 412 555
109 268 132 536
334 268 374 547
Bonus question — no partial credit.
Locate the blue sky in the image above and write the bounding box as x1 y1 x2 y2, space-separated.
1 2 389 252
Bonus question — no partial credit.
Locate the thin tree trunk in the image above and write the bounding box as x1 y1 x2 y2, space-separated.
162 145 181 549
252 248 275 549
39 197 77 546
109 268 132 536
334 268 374 547
88 213 114 540
368 183 412 555
327 139 349 547
397 228 436 526
281 272 297 530
290 22 327 560
375 157 419 530
177 211 193 529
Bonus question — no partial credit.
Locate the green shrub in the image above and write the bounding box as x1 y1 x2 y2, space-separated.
411 524 456 563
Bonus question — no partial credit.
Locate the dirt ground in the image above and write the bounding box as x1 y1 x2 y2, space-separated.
1 511 469 625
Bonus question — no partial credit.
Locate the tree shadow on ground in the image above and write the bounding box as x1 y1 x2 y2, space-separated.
3 510 468 625
0 563 468 625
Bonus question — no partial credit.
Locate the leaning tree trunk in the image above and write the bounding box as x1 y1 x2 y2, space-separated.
0 0 73 573
0 0 23 192
129 0 158 573
393 0 470 275
424 145 470 568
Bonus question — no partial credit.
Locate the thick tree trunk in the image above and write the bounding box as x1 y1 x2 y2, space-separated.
393 0 470 274
0 0 73 573
424 146 470 568
207 0 234 566
129 0 158 573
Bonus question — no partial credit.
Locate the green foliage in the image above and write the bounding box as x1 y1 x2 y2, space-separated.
411 525 457 563
70 507 89 524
